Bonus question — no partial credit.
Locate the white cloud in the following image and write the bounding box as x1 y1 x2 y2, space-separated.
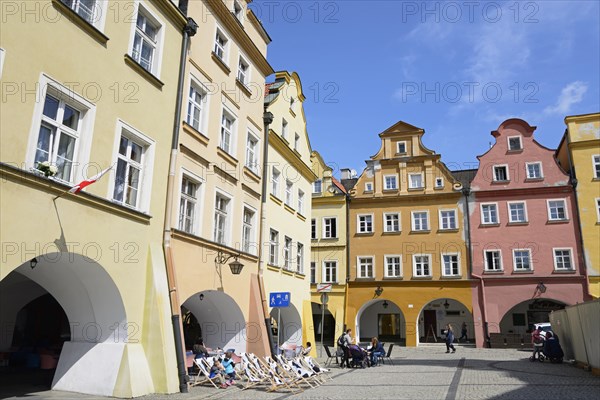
543 81 588 115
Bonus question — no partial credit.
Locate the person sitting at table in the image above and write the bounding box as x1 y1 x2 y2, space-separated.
193 337 209 359
369 337 385 366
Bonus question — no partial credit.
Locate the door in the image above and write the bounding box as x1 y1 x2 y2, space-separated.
378 313 400 340
423 310 437 341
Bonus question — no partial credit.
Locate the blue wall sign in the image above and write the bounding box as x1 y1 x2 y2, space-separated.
269 292 291 307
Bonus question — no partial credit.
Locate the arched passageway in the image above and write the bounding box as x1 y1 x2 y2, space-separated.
417 298 473 343
356 299 405 345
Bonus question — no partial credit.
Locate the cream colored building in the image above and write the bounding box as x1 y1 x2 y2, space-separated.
309 151 349 348
0 0 187 396
263 72 317 354
165 0 274 360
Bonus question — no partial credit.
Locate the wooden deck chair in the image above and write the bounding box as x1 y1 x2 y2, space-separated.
301 356 331 382
239 353 267 390
264 355 303 393
275 354 318 388
289 356 324 385
190 358 221 388
304 356 333 381
247 353 288 392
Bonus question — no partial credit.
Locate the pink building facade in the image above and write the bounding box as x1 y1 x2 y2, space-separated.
468 119 590 347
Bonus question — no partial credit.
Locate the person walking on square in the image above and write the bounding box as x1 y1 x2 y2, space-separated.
338 329 352 368
458 322 468 343
445 324 456 353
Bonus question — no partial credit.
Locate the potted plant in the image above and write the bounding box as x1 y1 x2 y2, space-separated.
37 161 58 177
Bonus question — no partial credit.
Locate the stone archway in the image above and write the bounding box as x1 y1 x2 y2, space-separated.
270 303 302 349
417 298 474 344
311 301 335 345
356 299 405 345
499 298 567 337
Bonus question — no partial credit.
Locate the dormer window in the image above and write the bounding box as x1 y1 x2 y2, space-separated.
493 165 509 182
397 141 407 154
435 177 444 188
508 136 522 151
233 0 243 21
290 97 296 112
365 182 373 192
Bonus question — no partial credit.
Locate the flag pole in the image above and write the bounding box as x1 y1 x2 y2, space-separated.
53 188 72 201
52 164 114 202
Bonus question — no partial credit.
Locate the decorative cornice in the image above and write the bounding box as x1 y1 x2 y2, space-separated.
269 130 317 181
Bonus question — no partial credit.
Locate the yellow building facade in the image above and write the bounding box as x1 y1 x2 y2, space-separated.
0 0 187 396
309 151 349 348
263 72 317 355
557 113 600 298
346 122 473 347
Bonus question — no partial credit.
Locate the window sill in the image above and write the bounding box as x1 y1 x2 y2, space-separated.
243 166 260 183
547 219 570 224
410 230 431 234
269 194 283 205
295 272 306 279
411 276 433 280
282 268 295 276
383 188 398 193
267 264 280 271
480 223 500 228
364 190 374 194
507 149 523 154
289 109 296 118
491 180 510 184
395 152 408 156
321 237 338 241
525 177 544 182
211 52 231 75
434 186 445 190
512 270 534 274
296 213 306 222
507 221 529 226
236 79 252 97
483 270 504 274
441 275 463 279
124 54 164 89
382 230 401 235
437 228 459 233
383 276 403 280
284 204 295 214
356 231 374 236
216 147 239 167
552 269 577 274
356 277 375 281
182 122 209 146
408 187 425 191
52 0 109 45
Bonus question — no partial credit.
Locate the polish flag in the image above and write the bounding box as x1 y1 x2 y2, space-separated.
69 166 113 194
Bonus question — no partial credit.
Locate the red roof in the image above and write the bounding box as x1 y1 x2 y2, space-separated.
331 177 347 194
264 82 274 97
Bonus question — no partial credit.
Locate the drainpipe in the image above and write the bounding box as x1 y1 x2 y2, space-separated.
471 273 489 348
564 130 592 300
343 192 351 334
162 17 198 393
257 110 276 357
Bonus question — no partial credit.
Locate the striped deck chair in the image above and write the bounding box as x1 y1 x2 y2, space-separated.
263 355 303 393
190 358 221 388
304 356 333 381
239 353 267 390
275 354 318 388
245 353 286 392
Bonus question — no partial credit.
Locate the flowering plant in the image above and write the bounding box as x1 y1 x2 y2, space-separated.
37 161 58 177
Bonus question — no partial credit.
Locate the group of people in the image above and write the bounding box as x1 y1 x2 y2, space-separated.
337 329 387 368
192 337 237 389
530 326 564 362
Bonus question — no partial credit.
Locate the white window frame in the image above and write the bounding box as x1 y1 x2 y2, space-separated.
357 256 374 278
310 261 316 284
484 249 503 271
271 167 281 197
283 236 293 270
0 48 5 79
296 242 304 274
412 254 432 277
322 260 338 283
397 141 407 154
313 179 322 194
384 174 398 190
186 76 209 133
214 26 229 64
553 248 574 271
441 253 461 277
323 217 337 239
269 229 279 266
593 155 600 179
245 130 260 173
408 173 424 189
411 210 430 231
547 199 568 221
285 180 293 207
480 203 499 225
525 162 543 179
128 3 165 77
365 182 373 192
62 0 108 31
213 189 233 245
507 201 528 223
383 212 401 232
298 189 305 214
357 214 374 233
384 255 402 278
439 209 457 230
435 177 444 189
294 133 300 151
596 198 600 222
219 108 237 155
237 55 250 86
493 164 509 182
109 119 155 213
311 218 317 239
177 169 204 235
233 0 244 22
281 118 288 140
507 135 522 151
242 204 257 255
512 249 532 271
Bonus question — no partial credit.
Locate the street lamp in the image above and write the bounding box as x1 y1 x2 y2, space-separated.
30 258 38 269
374 286 384 297
382 300 389 309
443 299 450 309
215 251 244 275
536 282 547 294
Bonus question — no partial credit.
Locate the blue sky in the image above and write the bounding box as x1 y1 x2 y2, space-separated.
254 0 600 175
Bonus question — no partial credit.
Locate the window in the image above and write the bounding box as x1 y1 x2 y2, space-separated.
178 175 200 234
311 219 317 239
358 214 373 233
513 249 532 271
233 0 243 21
435 177 444 188
0 48 4 79
508 202 527 223
281 118 288 140
439 210 457 230
413 254 431 277
298 190 305 214
132 8 161 73
313 179 322 194
357 257 374 278
290 97 296 112
310 262 316 284
269 229 279 265
397 141 407 154
323 261 337 283
409 173 423 189
323 217 337 238
113 134 146 209
493 165 509 181
481 203 499 224
61 0 97 24
237 56 249 85
214 28 228 61
285 180 293 207
442 254 460 276
385 256 402 277
411 211 429 231
384 213 400 232
365 182 373 192
242 207 255 254
219 111 235 154
596 198 600 222
526 162 543 179
297 243 304 273
593 155 600 179
187 80 207 132
284 237 292 270
294 133 300 151
33 93 83 182
271 168 280 197
553 249 573 271
508 136 522 151
547 199 567 221
245 132 259 173
384 175 398 190
484 250 502 271
213 193 230 244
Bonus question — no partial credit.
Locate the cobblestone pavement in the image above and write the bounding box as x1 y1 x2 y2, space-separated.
2 347 598 400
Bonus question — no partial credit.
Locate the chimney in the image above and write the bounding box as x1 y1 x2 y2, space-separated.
341 168 352 180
